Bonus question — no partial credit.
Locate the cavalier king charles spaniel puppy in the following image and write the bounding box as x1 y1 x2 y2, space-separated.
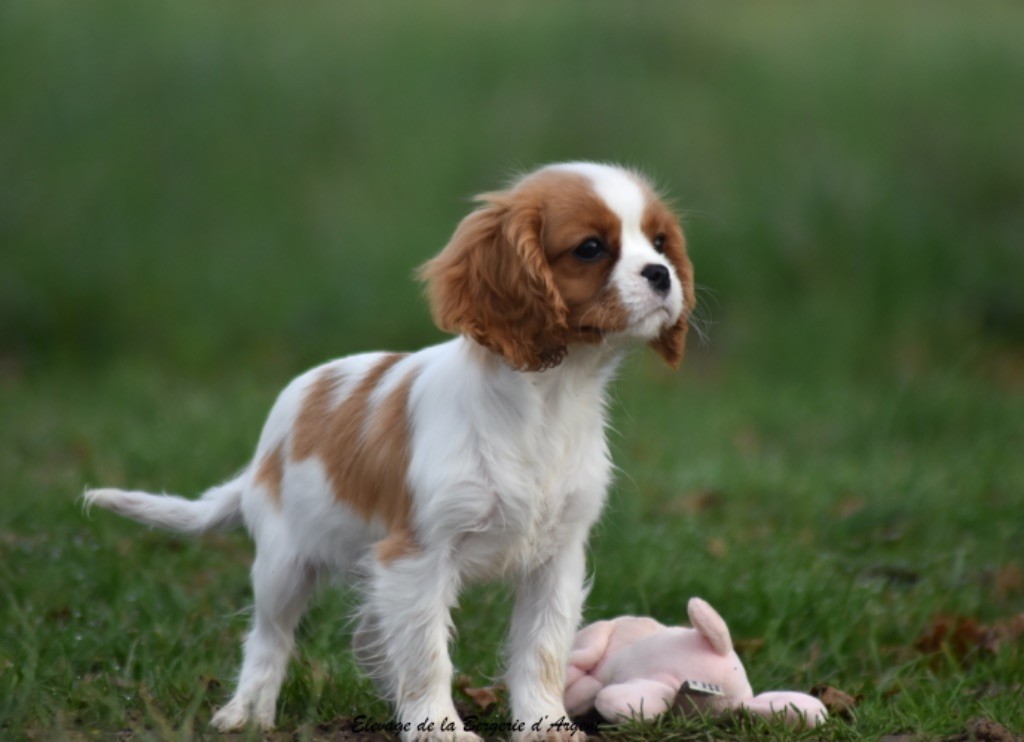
85 162 695 740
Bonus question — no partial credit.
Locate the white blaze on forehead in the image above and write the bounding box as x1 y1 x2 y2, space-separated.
544 162 648 230
541 162 683 338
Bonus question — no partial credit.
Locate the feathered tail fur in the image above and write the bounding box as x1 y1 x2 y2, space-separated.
83 471 246 534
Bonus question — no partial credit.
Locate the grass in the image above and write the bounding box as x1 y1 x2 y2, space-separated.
2 1 1023 739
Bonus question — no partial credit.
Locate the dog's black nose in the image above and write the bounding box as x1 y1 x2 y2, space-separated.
641 263 671 295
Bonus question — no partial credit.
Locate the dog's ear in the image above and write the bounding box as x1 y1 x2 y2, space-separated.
649 223 696 368
419 192 569 371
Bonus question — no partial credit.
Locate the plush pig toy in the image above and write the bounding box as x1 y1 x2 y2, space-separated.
565 598 827 728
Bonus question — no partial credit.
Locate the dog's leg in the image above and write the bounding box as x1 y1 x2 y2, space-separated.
506 535 588 741
365 549 481 741
211 552 316 731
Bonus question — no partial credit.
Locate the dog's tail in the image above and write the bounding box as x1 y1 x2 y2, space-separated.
83 471 246 535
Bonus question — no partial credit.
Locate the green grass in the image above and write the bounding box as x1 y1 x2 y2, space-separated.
2 1 1023 739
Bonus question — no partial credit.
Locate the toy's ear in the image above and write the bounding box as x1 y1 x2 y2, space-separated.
687 597 733 656
418 192 569 372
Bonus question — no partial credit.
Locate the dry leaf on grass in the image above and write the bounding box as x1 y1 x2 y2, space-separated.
915 613 1024 661
993 562 1024 600
942 716 1018 742
863 564 921 587
832 495 867 519
705 537 728 559
732 427 760 454
967 681 1023 700
810 684 858 719
454 674 505 711
660 489 726 516
733 637 765 655
801 641 821 670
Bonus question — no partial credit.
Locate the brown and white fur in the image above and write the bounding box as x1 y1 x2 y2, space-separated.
84 162 695 740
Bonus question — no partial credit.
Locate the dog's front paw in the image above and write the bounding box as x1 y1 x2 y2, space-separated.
210 698 274 732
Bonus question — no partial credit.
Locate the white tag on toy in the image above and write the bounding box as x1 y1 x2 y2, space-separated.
680 680 724 696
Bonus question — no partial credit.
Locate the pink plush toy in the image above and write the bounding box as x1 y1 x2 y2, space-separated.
565 598 827 728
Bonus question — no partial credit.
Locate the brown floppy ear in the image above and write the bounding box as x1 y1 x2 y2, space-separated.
418 193 570 371
650 226 696 368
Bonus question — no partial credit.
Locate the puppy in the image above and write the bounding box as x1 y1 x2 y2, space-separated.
85 162 695 740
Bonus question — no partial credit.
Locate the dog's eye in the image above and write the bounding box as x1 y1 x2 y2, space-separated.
573 238 607 262
652 234 667 254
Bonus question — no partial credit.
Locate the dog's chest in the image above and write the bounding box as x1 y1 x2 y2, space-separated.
463 387 610 574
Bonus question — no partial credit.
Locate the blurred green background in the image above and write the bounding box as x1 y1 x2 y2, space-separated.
4 2 1021 377
2 1 1023 737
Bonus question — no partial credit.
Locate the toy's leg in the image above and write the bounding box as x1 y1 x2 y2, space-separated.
564 620 615 715
739 692 828 728
594 679 677 722
565 674 606 717
567 620 615 674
